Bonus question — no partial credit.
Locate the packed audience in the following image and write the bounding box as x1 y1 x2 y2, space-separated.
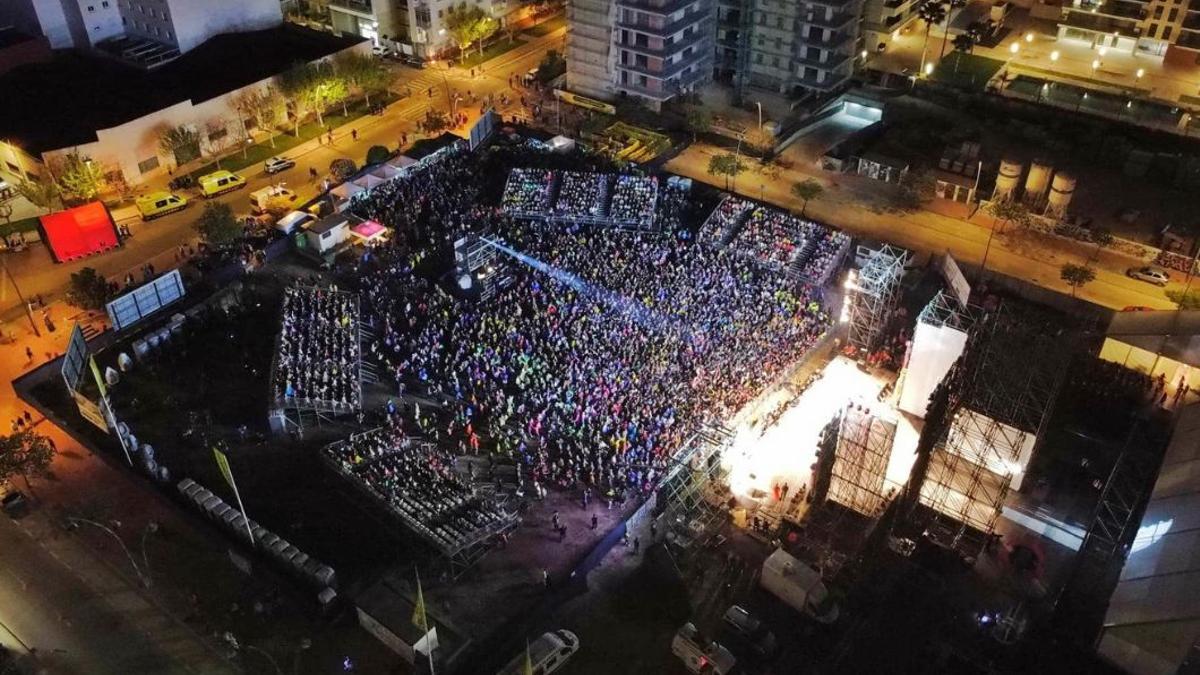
736 206 808 271
700 196 754 247
272 284 362 412
801 228 853 285
608 175 658 224
553 171 609 218
501 168 556 216
323 412 512 550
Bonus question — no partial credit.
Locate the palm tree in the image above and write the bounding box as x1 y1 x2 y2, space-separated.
938 0 968 62
951 33 975 73
917 1 948 77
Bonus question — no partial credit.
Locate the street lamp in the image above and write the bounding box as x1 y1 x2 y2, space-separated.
924 62 934 77
755 101 762 130
67 517 154 588
1098 45 1108 57
1024 32 1034 43
1009 42 1020 56
1050 50 1060 62
1136 67 1145 79
1091 59 1101 72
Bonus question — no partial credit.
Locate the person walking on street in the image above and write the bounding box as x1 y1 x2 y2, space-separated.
559 525 567 543
351 129 358 142
634 537 640 554
551 510 560 530
591 513 598 530
24 346 33 363
542 568 550 589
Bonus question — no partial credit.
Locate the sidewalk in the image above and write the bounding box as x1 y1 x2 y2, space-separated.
666 142 1178 311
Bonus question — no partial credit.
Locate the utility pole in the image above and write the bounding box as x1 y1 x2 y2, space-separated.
3 260 40 337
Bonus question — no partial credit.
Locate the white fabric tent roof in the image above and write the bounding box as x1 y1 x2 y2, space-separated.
329 182 365 200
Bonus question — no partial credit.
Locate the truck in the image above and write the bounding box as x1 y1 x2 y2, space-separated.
760 549 839 623
249 184 298 214
672 622 737 675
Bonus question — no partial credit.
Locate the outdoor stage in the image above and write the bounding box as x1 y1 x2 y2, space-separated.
723 355 920 517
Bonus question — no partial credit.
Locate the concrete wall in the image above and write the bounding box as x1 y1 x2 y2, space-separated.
64 0 122 47
565 0 615 99
1 0 74 49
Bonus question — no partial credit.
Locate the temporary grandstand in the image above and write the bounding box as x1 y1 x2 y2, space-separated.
500 168 662 230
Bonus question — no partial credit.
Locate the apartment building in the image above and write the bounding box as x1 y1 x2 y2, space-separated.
329 0 519 58
0 0 283 53
1056 0 1200 64
567 0 714 109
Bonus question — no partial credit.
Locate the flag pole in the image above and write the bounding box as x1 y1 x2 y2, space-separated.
415 567 436 675
213 445 255 546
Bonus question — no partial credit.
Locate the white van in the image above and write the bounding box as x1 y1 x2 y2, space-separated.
672 623 737 674
249 185 297 214
496 630 579 675
275 210 315 234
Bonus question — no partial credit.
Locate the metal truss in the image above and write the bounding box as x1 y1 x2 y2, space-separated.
829 405 897 517
846 245 910 352
909 300 1068 558
917 290 979 333
658 423 733 542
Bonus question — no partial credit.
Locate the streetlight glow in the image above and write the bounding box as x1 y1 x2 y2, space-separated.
1136 67 1145 78
924 62 934 76
1009 43 1020 55
1098 46 1108 56
1050 50 1060 62
1024 32 1034 43
1092 59 1100 70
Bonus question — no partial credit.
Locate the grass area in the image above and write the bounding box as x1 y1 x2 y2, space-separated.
458 37 522 68
933 52 1004 91
524 14 566 36
0 216 39 238
187 94 396 180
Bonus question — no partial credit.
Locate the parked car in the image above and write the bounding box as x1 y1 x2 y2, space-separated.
496 630 578 675
1127 266 1170 286
135 191 188 220
371 44 391 58
264 156 296 175
720 605 778 661
2 489 28 518
400 54 426 69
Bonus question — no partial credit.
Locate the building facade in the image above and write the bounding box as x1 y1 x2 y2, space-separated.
1055 0 1200 65
0 0 283 53
329 0 522 58
566 0 714 109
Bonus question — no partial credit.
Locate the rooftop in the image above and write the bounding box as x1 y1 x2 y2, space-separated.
0 25 363 155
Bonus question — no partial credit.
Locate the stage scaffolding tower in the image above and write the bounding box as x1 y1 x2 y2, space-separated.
846 245 909 352
828 406 898 518
658 424 733 547
911 301 1069 557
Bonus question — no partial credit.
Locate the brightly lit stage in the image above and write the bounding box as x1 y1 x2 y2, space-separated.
722 355 920 521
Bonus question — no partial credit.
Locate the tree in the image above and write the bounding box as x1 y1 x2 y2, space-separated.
894 169 936 211
1060 263 1095 297
985 199 1032 233
53 152 106 203
0 431 56 499
334 52 393 108
536 50 566 82
276 62 333 132
951 33 976 73
791 179 824 217
420 109 450 135
916 1 948 78
204 119 234 167
14 176 60 211
445 4 498 61
937 0 967 62
685 105 712 142
230 86 283 151
744 127 775 160
365 145 390 165
330 158 357 182
67 267 112 310
157 125 201 167
707 153 745 190
0 201 11 225
193 202 240 246
1089 227 1114 263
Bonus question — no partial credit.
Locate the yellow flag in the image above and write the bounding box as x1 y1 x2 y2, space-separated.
213 446 235 493
89 355 107 399
412 570 428 632
523 639 533 675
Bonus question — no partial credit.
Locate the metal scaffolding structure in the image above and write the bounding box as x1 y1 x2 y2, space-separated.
911 301 1070 557
846 245 910 352
917 290 979 332
828 406 897 517
658 424 733 549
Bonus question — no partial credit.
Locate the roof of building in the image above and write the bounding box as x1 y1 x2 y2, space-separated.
1107 310 1200 368
0 25 363 155
1098 402 1200 675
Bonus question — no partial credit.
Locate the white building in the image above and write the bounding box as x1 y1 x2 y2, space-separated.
0 0 283 54
328 0 520 58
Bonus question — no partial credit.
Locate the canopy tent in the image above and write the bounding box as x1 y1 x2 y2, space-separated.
350 219 388 244
353 174 385 191
39 201 119 263
387 155 416 171
329 182 365 201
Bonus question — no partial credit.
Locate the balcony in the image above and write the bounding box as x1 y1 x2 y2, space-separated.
617 0 703 16
616 63 711 99
791 50 852 71
616 52 704 78
330 0 374 15
1069 0 1146 20
1060 10 1140 34
616 22 712 55
797 11 856 29
1183 11 1200 31
804 30 853 48
617 12 711 37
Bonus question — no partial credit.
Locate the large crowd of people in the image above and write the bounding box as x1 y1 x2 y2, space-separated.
272 284 362 412
553 171 608 218
738 206 808 271
608 175 658 224
501 167 555 216
698 196 850 280
323 411 512 551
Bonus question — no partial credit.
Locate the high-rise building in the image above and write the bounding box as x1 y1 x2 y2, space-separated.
329 0 520 58
0 0 283 54
1055 0 1200 65
566 0 714 109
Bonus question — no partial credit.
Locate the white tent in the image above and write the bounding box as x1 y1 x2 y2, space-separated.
354 174 384 190
329 182 365 201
